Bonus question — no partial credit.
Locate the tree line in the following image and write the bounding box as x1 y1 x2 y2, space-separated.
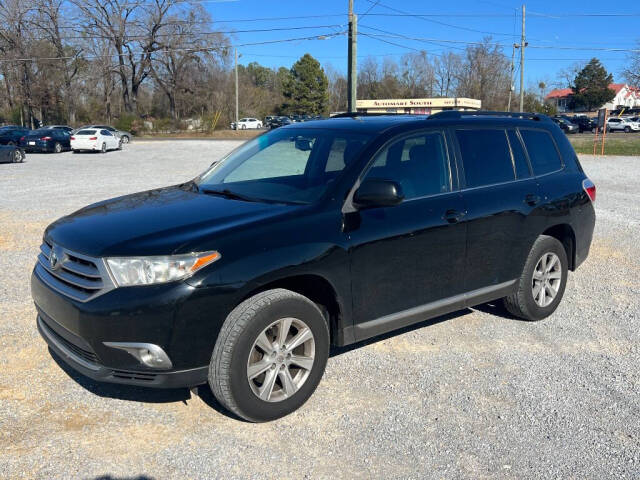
1 0 628 133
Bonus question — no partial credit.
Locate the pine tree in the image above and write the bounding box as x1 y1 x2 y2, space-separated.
571 58 616 111
281 54 329 115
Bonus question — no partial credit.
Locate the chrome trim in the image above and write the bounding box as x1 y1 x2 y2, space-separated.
38 316 100 371
36 241 115 303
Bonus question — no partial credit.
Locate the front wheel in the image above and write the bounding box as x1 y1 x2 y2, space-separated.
209 289 329 422
624 126 631 133
503 235 568 321
13 149 23 163
120 135 130 144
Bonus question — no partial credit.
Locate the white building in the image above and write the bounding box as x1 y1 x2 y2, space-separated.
545 83 640 112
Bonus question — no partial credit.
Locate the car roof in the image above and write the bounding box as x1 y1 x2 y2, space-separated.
290 113 555 134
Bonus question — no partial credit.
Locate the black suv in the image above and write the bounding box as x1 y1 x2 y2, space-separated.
31 112 596 422
570 116 597 133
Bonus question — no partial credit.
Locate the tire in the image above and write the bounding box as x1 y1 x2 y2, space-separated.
101 142 106 153
209 288 330 422
117 140 122 150
121 135 129 144
72 149 79 154
503 235 568 321
53 142 62 153
241 124 247 130
7 141 15 146
624 126 630 133
13 149 23 163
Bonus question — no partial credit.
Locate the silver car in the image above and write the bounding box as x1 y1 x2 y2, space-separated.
73 125 133 143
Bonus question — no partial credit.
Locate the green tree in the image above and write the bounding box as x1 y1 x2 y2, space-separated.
281 53 328 115
571 58 615 111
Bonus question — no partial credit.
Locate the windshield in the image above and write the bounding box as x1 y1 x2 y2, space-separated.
196 128 372 204
76 129 97 135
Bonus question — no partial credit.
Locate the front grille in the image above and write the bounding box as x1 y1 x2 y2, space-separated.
36 240 114 302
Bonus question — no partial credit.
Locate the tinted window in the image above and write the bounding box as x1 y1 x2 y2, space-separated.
507 130 531 179
76 130 97 135
365 131 450 199
520 129 562 176
456 129 515 188
101 130 112 136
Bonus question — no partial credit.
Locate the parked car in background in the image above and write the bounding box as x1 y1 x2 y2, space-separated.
70 128 122 153
606 117 640 133
0 126 31 145
47 125 74 133
570 116 597 133
264 116 275 127
269 116 293 129
0 144 24 163
74 125 132 143
551 117 578 134
20 128 71 153
232 118 262 130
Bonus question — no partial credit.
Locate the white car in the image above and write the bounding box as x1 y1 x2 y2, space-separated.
606 117 640 133
232 118 262 130
70 128 122 153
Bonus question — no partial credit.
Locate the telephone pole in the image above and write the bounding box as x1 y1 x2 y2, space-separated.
519 4 526 112
347 0 357 113
508 43 516 112
234 48 239 127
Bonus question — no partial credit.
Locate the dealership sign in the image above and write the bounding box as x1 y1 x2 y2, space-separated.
356 97 481 109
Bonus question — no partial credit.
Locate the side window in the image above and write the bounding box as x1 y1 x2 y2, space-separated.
520 129 562 176
325 137 366 172
364 131 450 199
507 130 531 179
455 129 515 188
101 130 112 136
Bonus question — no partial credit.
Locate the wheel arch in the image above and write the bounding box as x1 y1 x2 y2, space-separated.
241 274 344 346
542 223 576 270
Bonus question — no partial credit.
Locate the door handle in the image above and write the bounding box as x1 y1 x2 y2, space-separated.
525 194 541 206
443 209 466 223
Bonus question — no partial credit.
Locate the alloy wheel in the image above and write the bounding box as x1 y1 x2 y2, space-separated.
532 252 562 307
246 317 315 402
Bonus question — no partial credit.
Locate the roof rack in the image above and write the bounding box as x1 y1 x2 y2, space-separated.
428 110 550 122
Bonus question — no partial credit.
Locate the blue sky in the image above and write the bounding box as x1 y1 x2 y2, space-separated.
205 0 639 91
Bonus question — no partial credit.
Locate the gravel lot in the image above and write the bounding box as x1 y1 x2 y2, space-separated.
1 141 638 479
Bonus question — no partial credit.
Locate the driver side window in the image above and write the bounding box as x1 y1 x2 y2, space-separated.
364 131 451 200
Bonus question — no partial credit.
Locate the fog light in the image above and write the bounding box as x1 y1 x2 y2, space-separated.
103 342 173 369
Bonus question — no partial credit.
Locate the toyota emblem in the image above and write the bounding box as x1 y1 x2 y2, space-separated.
49 248 60 270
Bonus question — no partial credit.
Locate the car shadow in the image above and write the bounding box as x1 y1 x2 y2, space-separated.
48 303 510 420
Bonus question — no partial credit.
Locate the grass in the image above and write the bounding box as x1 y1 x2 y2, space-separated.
137 129 262 140
568 133 640 156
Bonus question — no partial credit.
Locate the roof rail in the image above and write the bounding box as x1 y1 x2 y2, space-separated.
330 112 416 118
428 110 550 122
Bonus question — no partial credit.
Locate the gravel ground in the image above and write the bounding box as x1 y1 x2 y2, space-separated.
0 142 638 479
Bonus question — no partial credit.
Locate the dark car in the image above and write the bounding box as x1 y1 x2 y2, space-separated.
20 128 71 153
31 111 596 422
269 116 293 129
0 125 31 145
551 117 578 134
47 125 74 134
0 144 25 163
570 116 597 133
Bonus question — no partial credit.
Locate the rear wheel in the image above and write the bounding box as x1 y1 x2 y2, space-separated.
209 289 329 422
101 142 106 153
13 149 23 163
117 140 122 150
120 135 130 144
624 126 631 133
503 235 568 321
241 124 247 130
53 142 62 153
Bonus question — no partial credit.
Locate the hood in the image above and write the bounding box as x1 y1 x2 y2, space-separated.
45 184 297 257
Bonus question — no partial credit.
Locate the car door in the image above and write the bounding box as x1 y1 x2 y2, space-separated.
101 130 116 149
348 129 467 340
455 127 546 298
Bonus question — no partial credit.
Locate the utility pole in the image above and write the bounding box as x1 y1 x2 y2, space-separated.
508 43 516 112
519 4 526 112
347 0 357 113
234 48 239 127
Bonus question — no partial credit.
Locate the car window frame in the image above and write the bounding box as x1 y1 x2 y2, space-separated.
342 127 456 213
505 128 533 179
517 127 565 178
452 126 521 191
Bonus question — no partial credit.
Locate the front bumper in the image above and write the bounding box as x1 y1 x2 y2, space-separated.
31 266 236 388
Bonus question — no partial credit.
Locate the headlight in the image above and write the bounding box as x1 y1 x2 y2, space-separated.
106 251 221 287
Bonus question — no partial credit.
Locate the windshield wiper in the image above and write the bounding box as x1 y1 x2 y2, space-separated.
200 188 259 203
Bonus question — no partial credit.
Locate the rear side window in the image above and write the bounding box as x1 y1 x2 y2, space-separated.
76 130 96 135
455 129 515 188
520 129 562 175
507 130 531 179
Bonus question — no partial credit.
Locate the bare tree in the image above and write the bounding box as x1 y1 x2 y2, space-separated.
622 41 640 86
433 52 461 97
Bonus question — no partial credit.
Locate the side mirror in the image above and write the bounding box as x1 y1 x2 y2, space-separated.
294 137 313 151
353 179 404 209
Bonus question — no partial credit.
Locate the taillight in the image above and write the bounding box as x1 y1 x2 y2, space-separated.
89 136 97 140
20 136 25 141
583 178 596 202
40 136 52 140
70 136 75 140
